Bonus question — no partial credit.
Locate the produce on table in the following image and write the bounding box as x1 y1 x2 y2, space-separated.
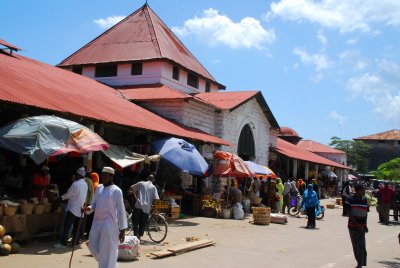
0 245 10 256
1 235 12 245
2 244 11 253
10 243 21 254
0 225 5 237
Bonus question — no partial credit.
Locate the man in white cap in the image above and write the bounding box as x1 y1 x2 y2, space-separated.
54 167 88 249
84 167 127 268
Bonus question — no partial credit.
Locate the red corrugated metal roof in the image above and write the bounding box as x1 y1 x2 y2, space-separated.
195 91 259 110
279 126 301 137
0 50 230 146
276 138 350 169
58 4 224 89
118 84 192 101
297 140 345 154
354 129 400 140
0 39 21 51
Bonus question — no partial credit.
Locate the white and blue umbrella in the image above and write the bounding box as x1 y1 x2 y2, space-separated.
152 137 208 176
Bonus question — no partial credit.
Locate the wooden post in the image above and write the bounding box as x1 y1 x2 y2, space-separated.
305 162 309 181
293 159 298 179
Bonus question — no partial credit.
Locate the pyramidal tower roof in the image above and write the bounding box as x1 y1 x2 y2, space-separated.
58 4 222 87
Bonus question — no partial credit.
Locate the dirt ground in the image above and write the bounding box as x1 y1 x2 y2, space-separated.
1 199 399 268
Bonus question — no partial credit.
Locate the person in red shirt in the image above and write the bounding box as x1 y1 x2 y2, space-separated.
379 182 394 225
32 165 50 202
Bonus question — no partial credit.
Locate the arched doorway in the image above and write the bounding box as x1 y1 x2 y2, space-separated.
238 124 255 161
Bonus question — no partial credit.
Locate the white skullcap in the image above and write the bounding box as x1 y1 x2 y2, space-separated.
76 167 86 177
102 167 115 175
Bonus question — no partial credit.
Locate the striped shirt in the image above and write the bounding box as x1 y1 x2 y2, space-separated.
346 195 369 230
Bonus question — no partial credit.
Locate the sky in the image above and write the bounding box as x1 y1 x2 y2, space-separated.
2 0 400 145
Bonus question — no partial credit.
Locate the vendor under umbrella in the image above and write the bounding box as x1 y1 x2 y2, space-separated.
32 165 50 201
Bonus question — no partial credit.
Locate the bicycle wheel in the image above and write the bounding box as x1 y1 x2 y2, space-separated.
147 214 168 243
316 212 324 220
288 206 300 216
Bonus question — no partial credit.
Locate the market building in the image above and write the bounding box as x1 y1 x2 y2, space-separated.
270 127 350 195
354 129 400 171
57 3 280 164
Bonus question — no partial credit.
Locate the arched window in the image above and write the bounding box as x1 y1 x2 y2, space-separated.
238 124 255 161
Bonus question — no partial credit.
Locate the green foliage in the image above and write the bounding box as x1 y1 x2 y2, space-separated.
329 136 371 173
371 157 400 181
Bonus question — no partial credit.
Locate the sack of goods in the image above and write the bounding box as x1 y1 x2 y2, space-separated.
233 203 244 220
270 213 288 224
118 236 140 261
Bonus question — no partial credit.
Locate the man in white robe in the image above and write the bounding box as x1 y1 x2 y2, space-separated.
84 167 127 268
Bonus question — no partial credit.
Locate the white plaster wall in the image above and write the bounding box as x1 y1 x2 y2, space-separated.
139 101 186 124
218 98 272 165
78 61 221 93
317 152 347 166
182 100 217 134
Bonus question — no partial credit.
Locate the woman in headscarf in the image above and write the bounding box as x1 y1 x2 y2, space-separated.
297 178 306 196
301 184 321 228
276 178 284 213
90 172 100 193
267 178 277 212
312 179 319 196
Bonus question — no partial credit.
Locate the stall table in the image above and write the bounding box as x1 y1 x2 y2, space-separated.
0 212 62 241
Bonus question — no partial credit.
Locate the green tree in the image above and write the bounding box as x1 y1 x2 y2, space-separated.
329 136 371 174
371 157 400 181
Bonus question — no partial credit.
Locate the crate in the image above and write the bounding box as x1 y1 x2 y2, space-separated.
170 207 181 220
202 207 217 218
252 207 271 225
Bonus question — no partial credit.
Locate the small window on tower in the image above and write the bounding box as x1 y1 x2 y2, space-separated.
205 82 210 92
131 62 143 75
95 64 117 77
173 66 179 80
72 66 82 75
187 73 199 89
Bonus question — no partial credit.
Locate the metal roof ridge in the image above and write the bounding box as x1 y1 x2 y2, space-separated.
57 4 147 66
143 4 162 58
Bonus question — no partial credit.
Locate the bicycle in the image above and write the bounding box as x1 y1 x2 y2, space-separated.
125 209 168 243
288 195 325 220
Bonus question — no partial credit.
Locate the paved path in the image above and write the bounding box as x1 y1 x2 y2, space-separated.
1 199 399 268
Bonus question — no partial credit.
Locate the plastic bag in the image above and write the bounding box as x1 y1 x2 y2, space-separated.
233 202 244 220
118 235 140 261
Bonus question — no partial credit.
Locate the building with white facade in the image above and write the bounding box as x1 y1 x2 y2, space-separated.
58 3 280 164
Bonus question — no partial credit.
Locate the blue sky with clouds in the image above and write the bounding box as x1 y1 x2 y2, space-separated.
2 0 400 144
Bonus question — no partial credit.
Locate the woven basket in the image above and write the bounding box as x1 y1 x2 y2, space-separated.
252 207 271 225
0 205 3 216
4 206 18 216
44 203 52 213
20 203 35 215
34 204 45 214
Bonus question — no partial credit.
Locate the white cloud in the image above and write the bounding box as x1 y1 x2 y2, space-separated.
212 59 221 64
270 0 400 33
94 15 125 29
329 111 346 125
317 29 327 46
339 50 369 71
172 8 276 49
346 60 400 123
293 47 332 72
346 38 357 45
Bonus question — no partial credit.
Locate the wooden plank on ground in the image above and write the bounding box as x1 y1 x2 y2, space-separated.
167 239 215 254
150 249 175 258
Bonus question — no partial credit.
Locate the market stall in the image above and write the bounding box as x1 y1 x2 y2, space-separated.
208 151 255 219
0 115 108 241
151 138 209 219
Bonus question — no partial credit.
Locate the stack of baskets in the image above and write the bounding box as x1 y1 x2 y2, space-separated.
252 206 271 225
